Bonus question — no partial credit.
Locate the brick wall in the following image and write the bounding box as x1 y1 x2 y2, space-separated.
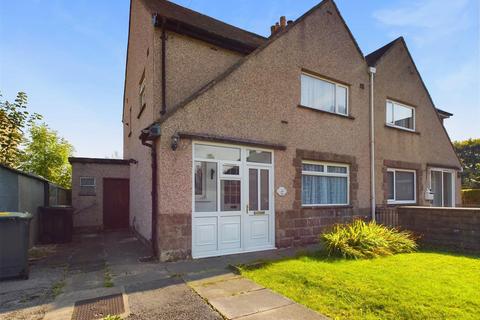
398 206 480 253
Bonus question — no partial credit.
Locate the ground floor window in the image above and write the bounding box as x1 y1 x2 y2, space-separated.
430 169 455 207
387 168 416 204
301 161 349 206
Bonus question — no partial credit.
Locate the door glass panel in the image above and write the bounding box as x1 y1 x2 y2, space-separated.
260 169 269 210
443 172 453 207
222 164 239 176
220 180 241 211
431 171 442 206
194 144 240 161
247 150 272 164
395 171 415 201
249 169 258 211
195 161 217 212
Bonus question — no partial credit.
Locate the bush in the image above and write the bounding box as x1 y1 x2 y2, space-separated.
321 220 417 259
462 189 480 207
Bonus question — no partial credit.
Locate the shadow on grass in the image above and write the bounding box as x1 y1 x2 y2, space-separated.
236 246 480 272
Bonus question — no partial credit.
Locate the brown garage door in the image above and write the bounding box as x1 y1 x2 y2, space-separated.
103 178 129 229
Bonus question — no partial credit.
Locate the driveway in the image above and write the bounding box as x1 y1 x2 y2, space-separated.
0 230 322 320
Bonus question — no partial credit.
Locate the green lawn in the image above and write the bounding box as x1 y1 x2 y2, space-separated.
239 252 480 320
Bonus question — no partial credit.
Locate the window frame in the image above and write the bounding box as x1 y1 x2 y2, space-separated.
386 99 416 132
429 167 456 207
300 72 349 116
79 176 96 196
387 168 417 204
301 160 350 207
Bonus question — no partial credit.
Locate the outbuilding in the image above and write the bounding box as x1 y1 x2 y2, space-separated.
69 158 130 232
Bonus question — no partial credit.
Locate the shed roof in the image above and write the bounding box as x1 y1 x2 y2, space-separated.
68 157 130 165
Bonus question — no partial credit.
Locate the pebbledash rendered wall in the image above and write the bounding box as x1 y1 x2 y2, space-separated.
398 207 480 253
155 0 372 260
70 159 129 231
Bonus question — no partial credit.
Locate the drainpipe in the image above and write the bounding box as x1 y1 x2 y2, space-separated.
369 67 377 222
141 138 159 259
160 17 167 115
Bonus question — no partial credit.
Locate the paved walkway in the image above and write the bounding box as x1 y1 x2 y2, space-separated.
189 273 328 320
0 231 327 320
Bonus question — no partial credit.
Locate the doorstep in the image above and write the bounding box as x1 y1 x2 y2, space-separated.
188 273 329 320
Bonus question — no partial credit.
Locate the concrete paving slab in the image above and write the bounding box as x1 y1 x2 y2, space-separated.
188 272 240 287
193 278 263 300
236 303 329 320
208 288 293 319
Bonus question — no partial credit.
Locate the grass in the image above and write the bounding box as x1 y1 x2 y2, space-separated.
104 264 114 288
102 315 122 320
239 251 480 320
51 280 65 298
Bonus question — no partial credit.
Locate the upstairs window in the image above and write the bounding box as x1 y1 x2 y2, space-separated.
138 73 146 118
300 73 348 115
386 100 415 131
80 177 96 196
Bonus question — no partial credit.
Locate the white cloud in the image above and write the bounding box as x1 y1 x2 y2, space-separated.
373 0 472 46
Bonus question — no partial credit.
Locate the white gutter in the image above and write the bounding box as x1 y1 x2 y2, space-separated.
369 67 377 222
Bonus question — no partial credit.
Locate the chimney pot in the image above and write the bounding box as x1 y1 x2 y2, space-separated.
280 16 286 29
287 20 293 26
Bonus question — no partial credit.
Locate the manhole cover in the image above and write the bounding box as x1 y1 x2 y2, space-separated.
71 293 124 320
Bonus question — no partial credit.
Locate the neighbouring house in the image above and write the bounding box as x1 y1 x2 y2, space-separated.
121 0 461 261
0 164 70 246
69 157 130 233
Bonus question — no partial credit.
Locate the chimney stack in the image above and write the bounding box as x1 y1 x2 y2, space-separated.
270 16 289 37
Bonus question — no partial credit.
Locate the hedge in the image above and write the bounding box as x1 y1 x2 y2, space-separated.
461 189 480 207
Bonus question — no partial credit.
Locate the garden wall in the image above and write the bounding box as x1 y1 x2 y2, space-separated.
397 206 480 253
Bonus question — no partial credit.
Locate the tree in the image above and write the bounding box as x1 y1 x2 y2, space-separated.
453 138 480 189
20 123 74 188
0 92 42 166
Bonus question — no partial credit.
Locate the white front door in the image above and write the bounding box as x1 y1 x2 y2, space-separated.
244 165 274 250
192 142 275 258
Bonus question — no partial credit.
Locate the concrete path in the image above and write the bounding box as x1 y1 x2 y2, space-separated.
1 231 326 320
188 273 328 320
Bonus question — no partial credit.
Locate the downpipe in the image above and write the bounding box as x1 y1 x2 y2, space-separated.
369 67 377 222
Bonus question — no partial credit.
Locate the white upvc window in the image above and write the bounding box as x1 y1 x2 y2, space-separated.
430 168 455 207
387 168 416 204
301 161 349 206
300 73 348 116
386 100 415 131
79 177 96 196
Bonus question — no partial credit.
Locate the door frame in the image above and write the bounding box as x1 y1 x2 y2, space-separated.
191 141 275 259
428 167 456 207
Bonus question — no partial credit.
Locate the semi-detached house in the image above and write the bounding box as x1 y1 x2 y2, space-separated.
122 0 461 261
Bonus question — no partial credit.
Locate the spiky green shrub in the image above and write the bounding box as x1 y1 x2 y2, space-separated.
321 220 417 259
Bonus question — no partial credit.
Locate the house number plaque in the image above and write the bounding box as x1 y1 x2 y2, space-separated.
276 187 287 196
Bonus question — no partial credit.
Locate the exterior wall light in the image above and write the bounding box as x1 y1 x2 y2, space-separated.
171 133 179 150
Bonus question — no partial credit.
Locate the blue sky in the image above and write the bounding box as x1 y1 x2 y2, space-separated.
1 0 478 158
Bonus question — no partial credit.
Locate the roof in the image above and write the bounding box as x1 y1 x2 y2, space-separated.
68 157 130 165
0 163 49 183
436 108 453 118
142 0 267 54
365 37 403 67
